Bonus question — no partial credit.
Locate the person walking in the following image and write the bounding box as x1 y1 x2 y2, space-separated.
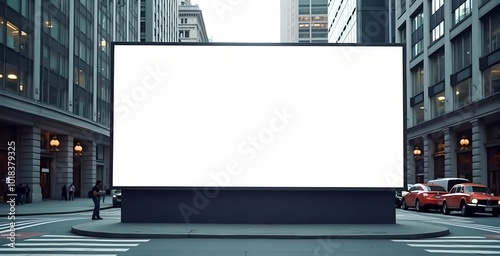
69 183 75 201
60 184 67 201
25 184 31 203
91 180 104 220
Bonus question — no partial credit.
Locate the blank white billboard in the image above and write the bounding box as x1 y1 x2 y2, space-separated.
112 44 404 188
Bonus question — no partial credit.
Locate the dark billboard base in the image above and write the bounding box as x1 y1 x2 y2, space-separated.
121 189 395 224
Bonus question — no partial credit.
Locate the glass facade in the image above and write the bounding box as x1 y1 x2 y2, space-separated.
432 92 446 117
430 48 445 85
1 0 140 129
412 63 424 95
452 29 471 72
453 0 472 26
413 102 424 125
482 6 500 56
412 11 424 58
0 0 33 98
483 63 500 97
298 0 328 43
453 78 471 109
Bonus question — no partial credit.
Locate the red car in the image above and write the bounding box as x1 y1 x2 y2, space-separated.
402 183 447 212
441 183 500 217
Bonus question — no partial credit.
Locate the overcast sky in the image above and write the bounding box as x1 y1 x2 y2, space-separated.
190 0 281 43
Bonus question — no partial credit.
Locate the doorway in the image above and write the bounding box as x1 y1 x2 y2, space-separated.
40 157 51 198
73 156 82 197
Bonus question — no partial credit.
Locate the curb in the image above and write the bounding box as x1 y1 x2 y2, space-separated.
71 225 449 240
12 205 115 217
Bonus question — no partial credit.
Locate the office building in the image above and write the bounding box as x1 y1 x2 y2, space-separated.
140 0 178 42
328 0 395 43
178 0 209 42
280 0 329 43
0 0 139 203
398 0 500 195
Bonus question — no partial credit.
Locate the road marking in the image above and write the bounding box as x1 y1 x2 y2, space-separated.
0 219 81 234
392 239 500 243
436 236 486 239
428 221 500 234
408 244 500 248
26 238 150 242
425 249 500 254
0 254 117 256
0 248 128 252
3 243 140 247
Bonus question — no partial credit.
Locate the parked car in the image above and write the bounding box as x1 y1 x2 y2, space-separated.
441 183 500 217
402 183 447 212
112 189 121 207
395 184 413 208
428 178 469 193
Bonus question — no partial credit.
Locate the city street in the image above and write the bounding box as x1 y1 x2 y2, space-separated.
0 208 499 255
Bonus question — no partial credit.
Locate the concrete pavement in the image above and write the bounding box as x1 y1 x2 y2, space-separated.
1 198 449 239
0 197 114 216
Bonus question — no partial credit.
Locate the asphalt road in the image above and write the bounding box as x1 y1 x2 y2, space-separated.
0 208 499 255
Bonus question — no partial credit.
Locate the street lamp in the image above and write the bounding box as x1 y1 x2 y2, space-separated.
50 137 60 151
74 142 83 156
460 135 469 150
413 147 422 160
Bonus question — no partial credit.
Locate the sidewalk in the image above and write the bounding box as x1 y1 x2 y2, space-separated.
0 197 114 216
1 199 449 239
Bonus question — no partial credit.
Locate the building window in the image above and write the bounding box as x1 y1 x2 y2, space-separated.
432 92 446 117
399 26 406 43
413 102 425 125
431 21 444 42
453 78 471 109
400 0 406 15
452 29 471 72
482 7 500 56
483 63 500 97
181 18 187 24
430 48 445 85
412 64 424 95
412 11 424 58
453 0 472 26
179 30 190 38
431 0 444 14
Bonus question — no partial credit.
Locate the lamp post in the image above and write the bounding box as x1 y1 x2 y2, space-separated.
50 137 60 151
74 142 83 156
460 135 469 150
413 147 422 160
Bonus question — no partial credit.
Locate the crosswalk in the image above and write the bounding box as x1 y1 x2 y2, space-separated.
0 217 83 235
393 236 500 255
397 211 500 234
0 234 149 255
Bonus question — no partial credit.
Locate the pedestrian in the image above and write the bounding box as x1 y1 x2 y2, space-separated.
91 180 104 220
60 184 67 201
19 184 26 204
69 183 75 201
25 184 31 203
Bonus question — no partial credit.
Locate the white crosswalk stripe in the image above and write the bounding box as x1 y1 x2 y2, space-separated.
0 234 150 255
392 236 500 254
397 211 500 233
0 218 83 234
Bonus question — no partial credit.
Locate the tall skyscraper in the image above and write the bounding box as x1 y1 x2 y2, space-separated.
399 0 500 195
0 0 139 202
327 0 395 43
280 0 329 43
140 0 178 42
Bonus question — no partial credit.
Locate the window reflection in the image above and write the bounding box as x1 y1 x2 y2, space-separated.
413 103 425 125
433 92 446 117
453 79 471 109
483 63 500 97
